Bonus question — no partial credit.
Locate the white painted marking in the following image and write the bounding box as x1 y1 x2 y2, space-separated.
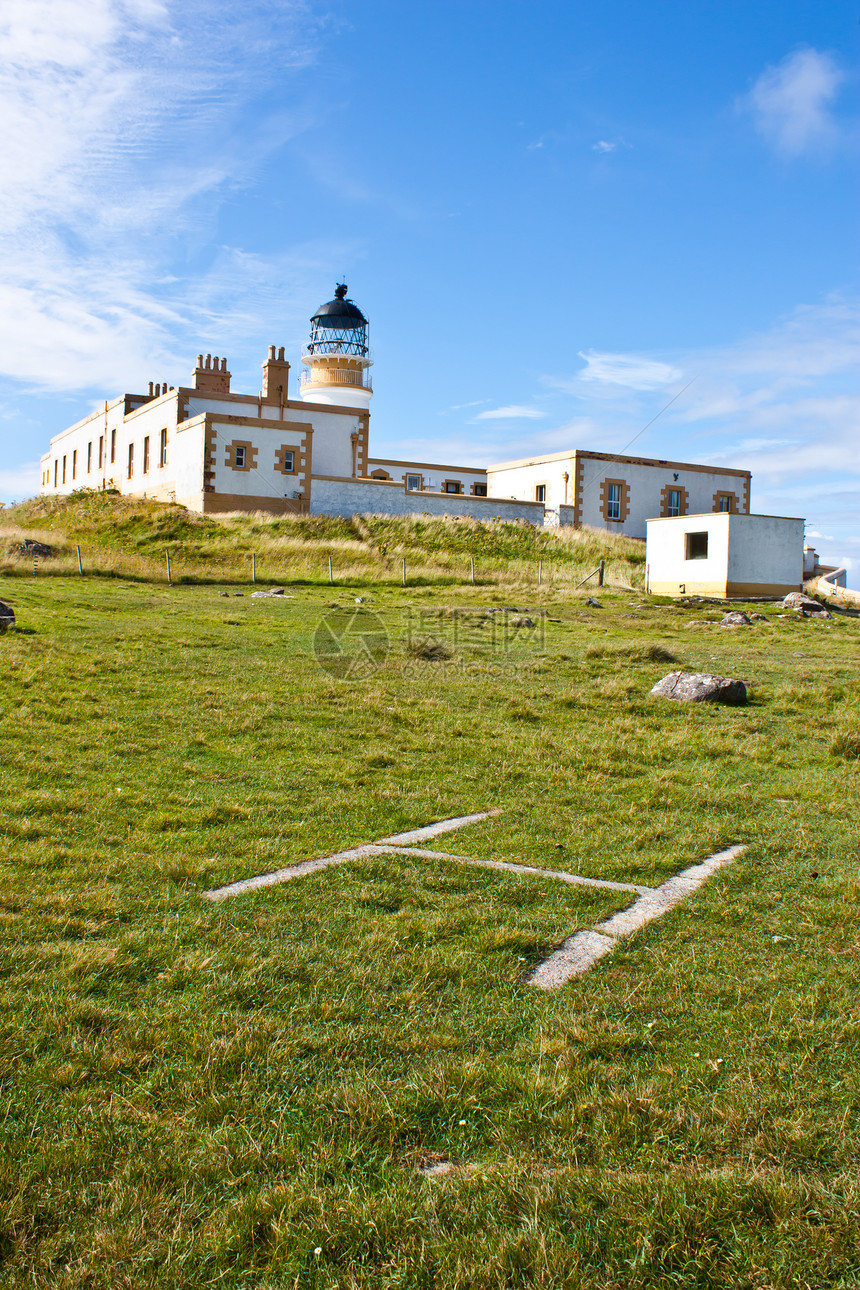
384 847 649 894
529 844 746 989
202 812 501 901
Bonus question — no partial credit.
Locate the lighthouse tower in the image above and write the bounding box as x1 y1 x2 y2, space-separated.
299 284 373 411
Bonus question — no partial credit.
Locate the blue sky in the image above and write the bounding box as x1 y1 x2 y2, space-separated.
1 0 857 572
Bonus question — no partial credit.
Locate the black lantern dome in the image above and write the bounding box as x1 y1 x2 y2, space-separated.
307 284 369 357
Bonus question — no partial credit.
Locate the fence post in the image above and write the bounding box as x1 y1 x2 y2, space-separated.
252 553 256 583
328 556 333 584
33 555 38 578
76 544 83 575
538 559 542 586
598 558 605 587
470 556 475 585
402 557 406 586
166 548 172 584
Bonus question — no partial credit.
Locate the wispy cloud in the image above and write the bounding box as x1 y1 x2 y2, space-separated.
576 350 684 390
740 48 845 157
0 0 322 394
592 140 616 153
474 405 545 420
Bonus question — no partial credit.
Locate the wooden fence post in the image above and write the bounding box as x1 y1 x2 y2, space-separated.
598 559 605 587
252 553 256 583
470 556 475 585
328 556 333 584
76 544 83 575
166 548 172 584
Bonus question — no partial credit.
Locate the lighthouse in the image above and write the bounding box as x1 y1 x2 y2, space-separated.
299 284 373 411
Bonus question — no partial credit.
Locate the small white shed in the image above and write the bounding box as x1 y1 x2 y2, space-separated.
645 512 804 599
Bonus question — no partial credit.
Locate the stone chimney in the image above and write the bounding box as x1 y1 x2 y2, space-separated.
262 345 290 403
191 354 231 395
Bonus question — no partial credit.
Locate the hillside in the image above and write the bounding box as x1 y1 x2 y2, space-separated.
1 490 645 588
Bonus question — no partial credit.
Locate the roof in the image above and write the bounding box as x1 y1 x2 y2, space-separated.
311 284 367 329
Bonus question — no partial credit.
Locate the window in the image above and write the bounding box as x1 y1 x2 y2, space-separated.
110 428 116 463
370 469 391 480
443 480 461 494
62 456 67 484
280 450 294 472
159 428 167 468
143 436 150 473
471 483 487 497
127 442 134 478
72 450 77 480
685 531 709 560
719 494 732 512
406 474 421 491
234 445 245 469
607 482 621 520
54 460 58 486
98 436 103 469
667 488 681 517
535 484 546 503
87 442 92 473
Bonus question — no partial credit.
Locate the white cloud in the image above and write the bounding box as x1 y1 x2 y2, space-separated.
741 48 845 156
0 1 321 394
474 405 545 420
577 350 683 390
592 140 616 153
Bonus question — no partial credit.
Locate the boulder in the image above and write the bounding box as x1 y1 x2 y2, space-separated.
749 612 769 622
585 597 601 608
650 671 747 705
721 611 751 626
0 599 15 632
20 540 53 558
513 616 535 628
783 592 827 614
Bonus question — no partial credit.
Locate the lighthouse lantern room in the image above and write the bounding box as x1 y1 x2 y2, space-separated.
299 284 373 411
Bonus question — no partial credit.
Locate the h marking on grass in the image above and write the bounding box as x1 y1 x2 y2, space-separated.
202 814 745 988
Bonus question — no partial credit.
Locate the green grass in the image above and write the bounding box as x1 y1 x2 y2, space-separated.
0 491 645 590
0 568 858 1288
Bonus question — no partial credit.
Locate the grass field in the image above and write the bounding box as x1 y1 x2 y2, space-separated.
0 556 858 1286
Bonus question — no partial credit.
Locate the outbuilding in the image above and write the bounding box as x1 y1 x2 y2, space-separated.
645 512 805 599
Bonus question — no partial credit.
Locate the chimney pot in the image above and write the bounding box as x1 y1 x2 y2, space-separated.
148 382 153 395
278 347 285 361
268 346 276 360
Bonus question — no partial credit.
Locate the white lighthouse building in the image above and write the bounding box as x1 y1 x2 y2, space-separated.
299 284 373 412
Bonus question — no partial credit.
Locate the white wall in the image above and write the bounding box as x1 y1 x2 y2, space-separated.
310 477 546 523
367 457 488 494
646 513 804 596
488 454 575 508
577 457 749 538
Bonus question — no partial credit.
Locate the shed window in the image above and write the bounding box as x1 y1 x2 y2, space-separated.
685 531 708 560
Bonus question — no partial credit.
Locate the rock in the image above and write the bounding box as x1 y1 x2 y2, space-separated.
20 539 53 558
355 597 367 604
233 593 244 597
783 592 826 613
251 590 273 599
269 587 285 596
650 671 747 706
219 591 229 597
749 612 768 622
0 600 14 632
721 611 751 626
585 597 601 608
513 617 535 627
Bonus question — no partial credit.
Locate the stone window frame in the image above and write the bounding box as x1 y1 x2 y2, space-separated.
225 439 258 472
471 482 488 496
660 483 689 518
713 490 737 513
442 479 462 494
274 445 298 475
599 477 630 523
404 472 423 492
